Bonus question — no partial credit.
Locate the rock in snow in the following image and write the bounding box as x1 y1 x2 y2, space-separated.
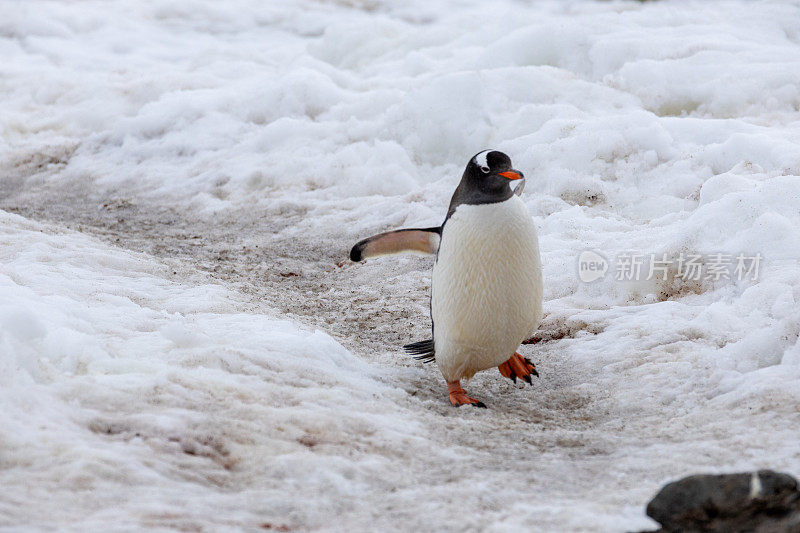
645 470 800 532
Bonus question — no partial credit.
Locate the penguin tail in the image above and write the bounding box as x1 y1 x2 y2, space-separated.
403 339 435 363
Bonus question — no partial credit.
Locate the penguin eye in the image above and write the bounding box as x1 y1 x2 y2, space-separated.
480 166 490 174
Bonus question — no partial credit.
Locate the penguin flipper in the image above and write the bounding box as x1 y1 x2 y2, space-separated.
350 227 441 262
403 339 435 363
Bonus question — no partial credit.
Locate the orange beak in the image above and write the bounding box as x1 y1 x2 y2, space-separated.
499 170 523 180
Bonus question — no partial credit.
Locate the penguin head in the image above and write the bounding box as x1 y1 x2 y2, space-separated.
464 150 524 194
445 150 525 218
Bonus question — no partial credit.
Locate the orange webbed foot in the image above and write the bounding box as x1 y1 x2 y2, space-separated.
447 381 486 408
498 352 538 386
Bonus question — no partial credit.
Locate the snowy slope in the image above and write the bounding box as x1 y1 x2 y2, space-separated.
2 0 800 531
0 211 418 530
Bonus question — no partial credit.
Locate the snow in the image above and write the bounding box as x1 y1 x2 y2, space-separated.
2 0 800 531
0 211 410 530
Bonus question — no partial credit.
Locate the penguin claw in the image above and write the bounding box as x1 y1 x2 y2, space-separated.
447 381 486 408
522 357 540 377
499 352 538 386
449 393 486 408
498 360 515 381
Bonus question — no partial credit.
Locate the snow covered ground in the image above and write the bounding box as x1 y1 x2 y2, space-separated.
2 0 800 530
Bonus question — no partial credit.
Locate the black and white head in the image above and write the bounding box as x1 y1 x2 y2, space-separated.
446 150 525 217
467 150 523 189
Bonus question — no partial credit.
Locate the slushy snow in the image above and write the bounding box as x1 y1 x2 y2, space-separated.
2 0 800 531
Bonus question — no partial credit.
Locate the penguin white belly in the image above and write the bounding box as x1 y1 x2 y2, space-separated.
431 195 542 382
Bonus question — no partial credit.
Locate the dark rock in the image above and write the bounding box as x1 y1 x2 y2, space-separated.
644 470 800 532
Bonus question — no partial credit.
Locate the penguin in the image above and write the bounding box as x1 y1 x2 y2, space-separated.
350 150 542 407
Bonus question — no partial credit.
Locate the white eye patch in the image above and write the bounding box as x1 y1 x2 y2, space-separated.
473 149 493 170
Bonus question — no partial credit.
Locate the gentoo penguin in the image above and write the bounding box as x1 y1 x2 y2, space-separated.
350 150 543 407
